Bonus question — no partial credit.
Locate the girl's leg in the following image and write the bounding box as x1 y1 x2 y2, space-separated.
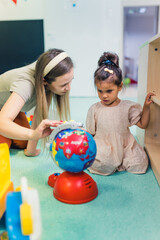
123 143 148 174
88 158 117 176
11 112 30 149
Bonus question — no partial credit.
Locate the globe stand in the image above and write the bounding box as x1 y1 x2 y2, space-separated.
48 171 98 204
47 121 98 204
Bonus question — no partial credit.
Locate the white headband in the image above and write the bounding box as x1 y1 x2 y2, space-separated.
43 52 68 77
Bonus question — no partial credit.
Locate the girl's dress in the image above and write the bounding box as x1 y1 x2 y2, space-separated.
86 100 148 175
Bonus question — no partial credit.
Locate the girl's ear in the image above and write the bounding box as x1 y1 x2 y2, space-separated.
119 82 123 91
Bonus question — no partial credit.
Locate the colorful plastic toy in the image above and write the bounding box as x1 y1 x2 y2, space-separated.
0 143 41 239
6 177 42 240
0 143 14 219
47 120 98 204
26 114 33 126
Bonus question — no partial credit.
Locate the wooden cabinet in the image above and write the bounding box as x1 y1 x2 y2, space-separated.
137 33 160 185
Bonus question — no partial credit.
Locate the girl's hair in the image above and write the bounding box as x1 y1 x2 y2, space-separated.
94 52 122 86
34 48 73 126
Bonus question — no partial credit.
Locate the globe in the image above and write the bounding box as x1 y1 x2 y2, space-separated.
51 128 97 173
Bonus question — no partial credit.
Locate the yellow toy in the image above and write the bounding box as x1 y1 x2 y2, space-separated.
0 143 14 219
0 143 42 239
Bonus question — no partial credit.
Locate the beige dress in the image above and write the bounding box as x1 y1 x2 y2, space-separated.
86 100 148 175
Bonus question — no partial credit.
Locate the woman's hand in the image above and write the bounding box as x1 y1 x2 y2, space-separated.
31 120 63 141
24 148 41 157
25 120 62 157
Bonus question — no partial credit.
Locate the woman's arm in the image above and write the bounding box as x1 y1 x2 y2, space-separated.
0 92 34 139
136 92 155 129
0 92 61 141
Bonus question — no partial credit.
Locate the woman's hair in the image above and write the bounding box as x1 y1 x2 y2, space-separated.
34 48 73 126
94 52 122 87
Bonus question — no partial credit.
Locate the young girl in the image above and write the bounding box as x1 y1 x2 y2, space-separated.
86 52 154 175
0 49 74 156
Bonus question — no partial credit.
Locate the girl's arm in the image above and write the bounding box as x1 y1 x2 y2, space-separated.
136 92 155 129
0 92 61 141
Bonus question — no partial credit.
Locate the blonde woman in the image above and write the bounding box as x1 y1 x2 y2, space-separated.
0 49 74 156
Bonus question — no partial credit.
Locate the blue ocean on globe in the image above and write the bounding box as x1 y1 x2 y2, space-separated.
52 128 97 172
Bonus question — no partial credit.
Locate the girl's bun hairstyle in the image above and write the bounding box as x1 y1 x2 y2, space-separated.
98 52 119 67
94 51 122 86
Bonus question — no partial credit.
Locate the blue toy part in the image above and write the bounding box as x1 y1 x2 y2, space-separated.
51 128 97 173
6 191 29 240
46 120 85 157
47 120 84 146
5 177 42 240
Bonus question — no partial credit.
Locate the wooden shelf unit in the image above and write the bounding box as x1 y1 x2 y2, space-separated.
151 96 160 106
137 33 160 185
145 143 160 184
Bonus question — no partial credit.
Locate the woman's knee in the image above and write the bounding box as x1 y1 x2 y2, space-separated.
0 135 12 148
11 140 28 149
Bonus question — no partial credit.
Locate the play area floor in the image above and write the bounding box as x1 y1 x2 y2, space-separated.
1 93 160 240
2 149 160 240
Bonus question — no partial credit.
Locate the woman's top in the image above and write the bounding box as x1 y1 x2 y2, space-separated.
0 62 37 112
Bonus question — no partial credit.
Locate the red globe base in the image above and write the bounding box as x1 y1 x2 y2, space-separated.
50 171 98 204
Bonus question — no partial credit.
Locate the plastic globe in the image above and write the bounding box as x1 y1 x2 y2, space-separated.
51 128 97 173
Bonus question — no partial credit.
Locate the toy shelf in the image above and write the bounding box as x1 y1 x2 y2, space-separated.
151 96 160 106
137 33 160 185
145 143 160 184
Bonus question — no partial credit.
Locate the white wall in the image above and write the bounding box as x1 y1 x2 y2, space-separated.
0 0 44 20
44 0 122 96
44 0 160 96
1 0 160 96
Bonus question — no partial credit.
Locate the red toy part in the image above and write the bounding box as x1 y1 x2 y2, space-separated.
12 0 17 4
53 171 98 204
30 115 33 121
48 173 60 188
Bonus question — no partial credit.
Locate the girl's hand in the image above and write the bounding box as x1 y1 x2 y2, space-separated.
31 120 63 141
137 92 156 129
144 92 156 107
24 148 41 157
